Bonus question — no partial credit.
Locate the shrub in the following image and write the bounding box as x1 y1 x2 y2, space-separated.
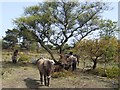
97 67 119 78
106 67 119 78
18 54 30 62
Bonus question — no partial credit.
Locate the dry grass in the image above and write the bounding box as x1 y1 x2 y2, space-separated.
52 69 74 78
1 51 119 88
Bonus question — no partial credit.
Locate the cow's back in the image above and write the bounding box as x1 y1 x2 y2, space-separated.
37 59 54 76
37 59 45 74
67 55 77 64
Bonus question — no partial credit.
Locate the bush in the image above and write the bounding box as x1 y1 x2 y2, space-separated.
18 54 30 62
106 67 119 78
97 67 119 78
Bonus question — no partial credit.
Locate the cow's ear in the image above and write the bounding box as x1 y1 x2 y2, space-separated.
49 60 55 65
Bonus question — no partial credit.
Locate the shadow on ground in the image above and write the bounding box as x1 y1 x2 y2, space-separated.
24 78 43 89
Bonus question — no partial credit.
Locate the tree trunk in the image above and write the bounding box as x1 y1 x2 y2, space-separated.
59 45 64 54
82 59 86 71
41 44 55 60
103 56 107 75
38 40 60 64
32 31 59 63
92 60 97 69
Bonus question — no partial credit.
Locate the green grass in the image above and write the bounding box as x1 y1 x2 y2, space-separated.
18 54 30 62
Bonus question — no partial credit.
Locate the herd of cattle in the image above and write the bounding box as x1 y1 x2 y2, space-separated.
36 52 79 86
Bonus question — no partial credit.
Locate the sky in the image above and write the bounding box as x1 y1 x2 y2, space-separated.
0 1 119 39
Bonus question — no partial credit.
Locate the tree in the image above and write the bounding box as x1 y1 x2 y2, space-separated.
99 19 118 38
12 1 109 61
74 37 118 70
74 39 91 70
3 29 19 49
99 36 118 73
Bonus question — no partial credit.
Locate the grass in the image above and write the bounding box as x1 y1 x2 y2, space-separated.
52 69 74 78
2 51 119 79
83 66 119 79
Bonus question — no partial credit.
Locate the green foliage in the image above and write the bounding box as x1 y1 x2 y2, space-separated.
99 19 118 37
100 37 118 62
24 5 40 15
74 37 118 69
97 67 119 78
30 43 37 51
12 2 109 60
46 44 53 49
106 67 119 78
18 54 30 62
13 44 20 51
4 1 117 62
3 29 19 49
63 44 72 52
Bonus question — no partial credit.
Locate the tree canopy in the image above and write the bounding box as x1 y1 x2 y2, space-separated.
2 1 118 62
74 36 118 69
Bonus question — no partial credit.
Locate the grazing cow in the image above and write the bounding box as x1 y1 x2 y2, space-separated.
67 55 78 71
59 54 71 70
36 58 55 86
53 65 63 72
59 53 78 71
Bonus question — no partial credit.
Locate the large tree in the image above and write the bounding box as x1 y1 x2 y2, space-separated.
13 1 109 61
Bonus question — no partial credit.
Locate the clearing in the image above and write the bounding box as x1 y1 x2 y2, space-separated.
1 62 118 89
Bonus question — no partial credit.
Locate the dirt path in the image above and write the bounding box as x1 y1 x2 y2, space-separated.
2 63 118 89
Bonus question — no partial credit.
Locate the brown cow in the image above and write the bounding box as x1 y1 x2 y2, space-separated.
36 58 55 86
59 54 78 71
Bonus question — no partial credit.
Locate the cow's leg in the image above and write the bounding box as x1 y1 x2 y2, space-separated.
72 62 76 71
40 72 43 85
72 63 74 71
44 75 47 86
47 76 51 86
74 62 77 71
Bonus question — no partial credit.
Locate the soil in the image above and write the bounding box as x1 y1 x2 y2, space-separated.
1 62 118 89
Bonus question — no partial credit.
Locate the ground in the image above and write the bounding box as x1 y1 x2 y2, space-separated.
1 62 118 89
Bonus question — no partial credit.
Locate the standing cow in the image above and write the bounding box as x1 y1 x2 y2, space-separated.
67 55 78 71
36 58 55 86
59 52 78 71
